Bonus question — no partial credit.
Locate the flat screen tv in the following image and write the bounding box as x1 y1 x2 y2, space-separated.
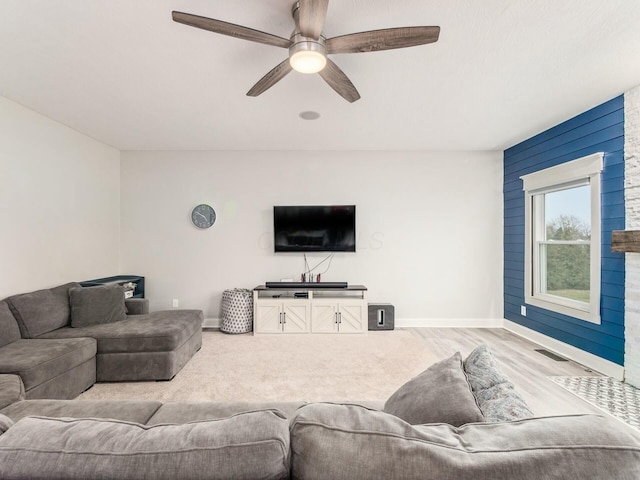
274 205 356 252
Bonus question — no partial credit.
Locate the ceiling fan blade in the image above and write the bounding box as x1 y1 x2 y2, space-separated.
172 11 291 49
247 59 293 97
326 26 440 54
318 59 360 103
298 0 329 40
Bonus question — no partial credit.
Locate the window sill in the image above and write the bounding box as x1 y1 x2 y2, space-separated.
524 295 601 325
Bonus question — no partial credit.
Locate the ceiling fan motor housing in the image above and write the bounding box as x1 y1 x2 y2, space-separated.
289 1 327 73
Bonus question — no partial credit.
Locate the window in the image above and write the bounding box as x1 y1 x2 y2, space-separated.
521 153 603 324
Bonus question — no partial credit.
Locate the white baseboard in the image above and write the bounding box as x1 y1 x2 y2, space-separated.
504 319 625 380
202 317 220 329
396 318 505 328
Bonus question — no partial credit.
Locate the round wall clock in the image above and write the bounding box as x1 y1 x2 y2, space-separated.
191 204 216 229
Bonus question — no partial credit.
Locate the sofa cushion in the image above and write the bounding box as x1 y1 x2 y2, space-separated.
0 399 162 424
290 403 640 480
0 338 96 393
0 302 21 348
69 285 127 328
148 401 307 425
38 309 204 353
0 410 291 480
0 414 13 435
0 375 25 411
464 344 533 422
383 352 484 426
6 282 79 338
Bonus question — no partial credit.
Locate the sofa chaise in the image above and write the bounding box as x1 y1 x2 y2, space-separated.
0 281 203 399
0 345 638 479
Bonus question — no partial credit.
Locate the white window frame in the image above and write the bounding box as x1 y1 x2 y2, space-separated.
521 152 603 324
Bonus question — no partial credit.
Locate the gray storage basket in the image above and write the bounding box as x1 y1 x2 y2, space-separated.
220 288 254 334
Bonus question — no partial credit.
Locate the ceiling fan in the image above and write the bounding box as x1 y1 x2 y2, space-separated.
172 0 440 103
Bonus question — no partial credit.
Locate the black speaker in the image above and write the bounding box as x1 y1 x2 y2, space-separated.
368 303 395 330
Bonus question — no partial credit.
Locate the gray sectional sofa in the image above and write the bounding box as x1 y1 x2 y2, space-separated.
0 346 639 479
0 282 203 399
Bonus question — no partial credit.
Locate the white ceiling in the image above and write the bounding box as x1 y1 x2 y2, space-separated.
2 0 640 151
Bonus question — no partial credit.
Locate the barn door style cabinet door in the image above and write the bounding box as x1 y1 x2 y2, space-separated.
310 300 366 333
254 299 310 334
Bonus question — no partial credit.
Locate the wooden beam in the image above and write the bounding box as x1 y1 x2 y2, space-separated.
611 230 640 253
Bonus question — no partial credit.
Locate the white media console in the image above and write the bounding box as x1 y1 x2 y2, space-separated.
253 285 368 334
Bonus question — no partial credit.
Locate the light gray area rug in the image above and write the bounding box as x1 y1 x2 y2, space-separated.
550 376 640 431
79 330 438 402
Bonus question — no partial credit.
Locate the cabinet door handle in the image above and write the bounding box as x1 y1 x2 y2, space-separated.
279 312 283 324
335 312 338 324
282 312 286 324
338 312 342 324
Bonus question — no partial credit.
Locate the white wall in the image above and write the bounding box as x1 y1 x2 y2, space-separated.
0 97 120 298
121 150 503 325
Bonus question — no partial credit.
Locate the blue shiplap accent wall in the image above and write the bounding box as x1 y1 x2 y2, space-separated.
503 96 625 365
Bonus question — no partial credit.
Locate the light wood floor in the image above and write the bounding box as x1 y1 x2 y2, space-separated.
404 327 604 418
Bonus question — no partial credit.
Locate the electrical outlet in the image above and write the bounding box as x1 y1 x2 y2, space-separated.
520 305 527 316
172 299 179 308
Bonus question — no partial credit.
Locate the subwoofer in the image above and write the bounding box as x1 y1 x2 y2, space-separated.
368 303 394 331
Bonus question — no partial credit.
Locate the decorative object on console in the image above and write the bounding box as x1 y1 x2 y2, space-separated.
302 252 336 283
122 282 136 299
191 204 216 229
220 289 254 334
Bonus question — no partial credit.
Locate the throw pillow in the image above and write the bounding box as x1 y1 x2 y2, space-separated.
463 344 533 422
0 414 13 435
69 285 127 328
7 282 79 337
383 352 484 426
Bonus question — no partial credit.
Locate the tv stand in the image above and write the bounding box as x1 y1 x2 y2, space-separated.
253 285 367 335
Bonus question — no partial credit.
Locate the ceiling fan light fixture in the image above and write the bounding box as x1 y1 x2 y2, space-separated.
289 34 327 73
290 50 326 73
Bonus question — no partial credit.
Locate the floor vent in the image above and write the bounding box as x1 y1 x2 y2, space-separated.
535 349 568 362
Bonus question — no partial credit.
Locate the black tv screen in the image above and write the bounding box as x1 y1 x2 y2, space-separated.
274 205 356 252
